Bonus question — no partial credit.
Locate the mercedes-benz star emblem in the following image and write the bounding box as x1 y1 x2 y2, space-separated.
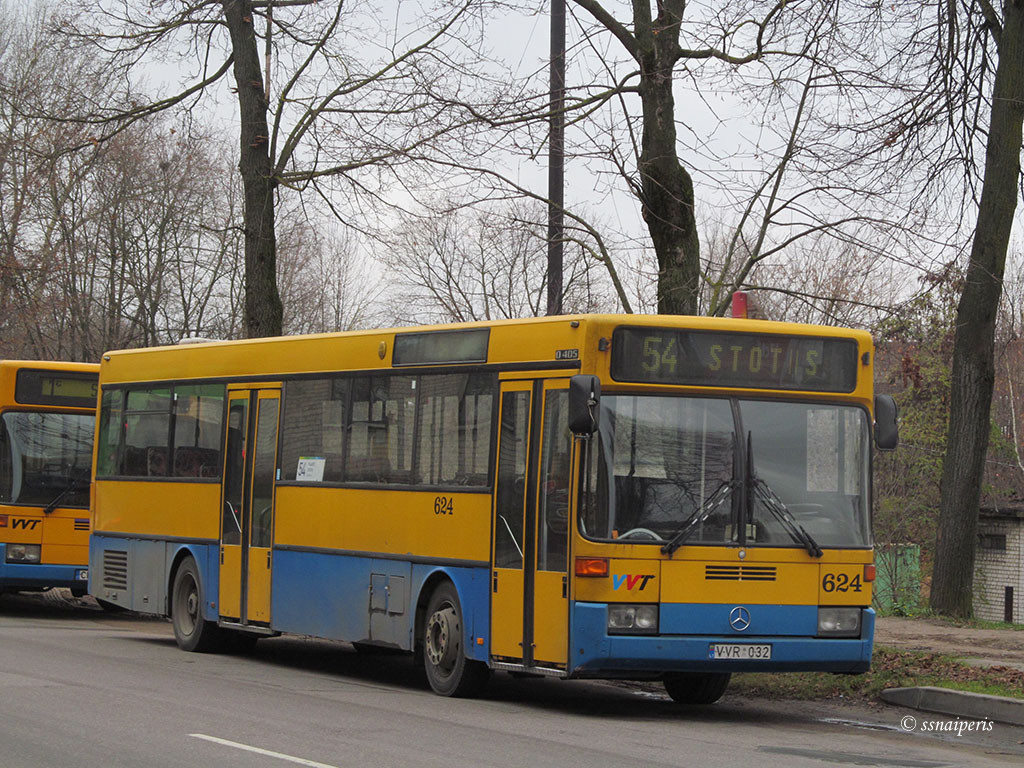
729 606 751 632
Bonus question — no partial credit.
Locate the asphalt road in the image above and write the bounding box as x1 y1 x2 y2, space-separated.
0 591 1021 768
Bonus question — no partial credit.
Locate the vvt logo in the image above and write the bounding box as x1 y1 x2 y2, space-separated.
612 574 655 591
11 518 40 530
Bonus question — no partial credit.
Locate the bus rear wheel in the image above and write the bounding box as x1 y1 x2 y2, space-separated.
663 672 731 705
171 557 222 653
422 582 488 697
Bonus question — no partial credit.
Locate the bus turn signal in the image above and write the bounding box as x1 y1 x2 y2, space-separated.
575 557 609 577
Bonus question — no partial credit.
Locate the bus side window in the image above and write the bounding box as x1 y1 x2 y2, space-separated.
123 388 172 478
222 402 247 542
172 384 224 478
279 378 347 483
96 389 124 477
494 391 529 569
538 391 570 572
416 373 494 487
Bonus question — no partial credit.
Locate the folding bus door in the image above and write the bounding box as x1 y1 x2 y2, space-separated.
531 381 571 667
219 385 281 626
491 379 571 670
490 381 532 662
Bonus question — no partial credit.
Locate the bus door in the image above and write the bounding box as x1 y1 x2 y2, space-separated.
491 379 571 669
219 385 281 625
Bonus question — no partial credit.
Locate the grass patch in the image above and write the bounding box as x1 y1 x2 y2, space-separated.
944 617 1024 632
730 646 1024 702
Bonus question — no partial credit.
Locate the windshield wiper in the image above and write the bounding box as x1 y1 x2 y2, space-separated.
751 478 823 558
43 480 85 515
661 480 735 556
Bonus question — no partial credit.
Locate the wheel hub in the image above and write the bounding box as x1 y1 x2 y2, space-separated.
426 606 458 669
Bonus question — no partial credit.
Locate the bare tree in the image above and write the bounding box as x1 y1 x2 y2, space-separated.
380 199 616 324
733 232 909 327
0 1 124 359
562 0 857 314
277 213 383 334
0 2 251 360
922 2 1024 618
48 0 495 338
823 0 1024 616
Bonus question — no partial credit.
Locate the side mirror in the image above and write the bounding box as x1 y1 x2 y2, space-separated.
874 394 899 451
569 375 601 435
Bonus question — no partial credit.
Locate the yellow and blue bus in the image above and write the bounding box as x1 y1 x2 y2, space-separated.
89 315 897 700
1 360 98 597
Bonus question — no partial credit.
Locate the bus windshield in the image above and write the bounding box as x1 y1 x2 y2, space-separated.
580 395 870 549
0 412 94 507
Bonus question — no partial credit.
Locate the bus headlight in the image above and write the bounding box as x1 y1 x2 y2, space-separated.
608 604 658 635
817 607 861 637
6 544 41 564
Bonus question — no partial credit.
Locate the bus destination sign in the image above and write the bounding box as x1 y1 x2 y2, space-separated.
610 327 859 392
15 369 99 408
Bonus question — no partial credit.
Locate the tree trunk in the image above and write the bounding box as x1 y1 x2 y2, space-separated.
931 3 1024 617
635 0 700 316
222 0 283 338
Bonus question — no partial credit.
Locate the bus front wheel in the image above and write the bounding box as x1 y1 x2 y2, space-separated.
422 582 488 697
171 557 222 653
663 672 731 705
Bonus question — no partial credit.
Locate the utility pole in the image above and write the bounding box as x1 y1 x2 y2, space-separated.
546 0 565 316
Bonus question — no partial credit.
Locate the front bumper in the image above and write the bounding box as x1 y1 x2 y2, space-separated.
0 545 88 591
569 602 875 676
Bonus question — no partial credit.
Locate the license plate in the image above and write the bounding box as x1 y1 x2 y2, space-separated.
76 569 88 581
708 643 772 660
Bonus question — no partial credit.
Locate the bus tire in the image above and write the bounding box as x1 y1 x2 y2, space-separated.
422 581 488 697
663 672 731 705
171 557 222 653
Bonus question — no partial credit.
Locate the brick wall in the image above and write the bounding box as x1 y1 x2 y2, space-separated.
973 513 1023 624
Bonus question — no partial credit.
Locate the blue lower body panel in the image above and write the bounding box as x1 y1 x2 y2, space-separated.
0 544 89 592
570 602 874 676
88 534 491 655
270 549 490 660
89 534 217 618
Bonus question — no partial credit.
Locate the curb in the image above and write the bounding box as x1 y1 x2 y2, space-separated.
880 686 1024 726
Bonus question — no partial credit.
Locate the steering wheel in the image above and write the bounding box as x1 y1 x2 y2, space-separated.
618 527 663 541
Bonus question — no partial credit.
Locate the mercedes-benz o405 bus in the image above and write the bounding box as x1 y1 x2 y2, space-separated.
89 315 897 701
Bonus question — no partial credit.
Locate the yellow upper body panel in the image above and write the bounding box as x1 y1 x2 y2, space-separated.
97 315 875 408
572 543 874 606
92 481 221 539
274 486 491 563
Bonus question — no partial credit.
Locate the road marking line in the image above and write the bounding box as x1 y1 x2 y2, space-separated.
189 734 339 768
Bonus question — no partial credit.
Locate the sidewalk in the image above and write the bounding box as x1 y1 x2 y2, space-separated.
875 616 1024 725
880 686 1024 726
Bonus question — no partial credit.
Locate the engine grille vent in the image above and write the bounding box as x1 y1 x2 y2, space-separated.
74 519 90 531
102 550 129 591
705 565 777 582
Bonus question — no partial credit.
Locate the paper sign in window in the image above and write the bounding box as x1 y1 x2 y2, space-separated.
296 456 326 482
